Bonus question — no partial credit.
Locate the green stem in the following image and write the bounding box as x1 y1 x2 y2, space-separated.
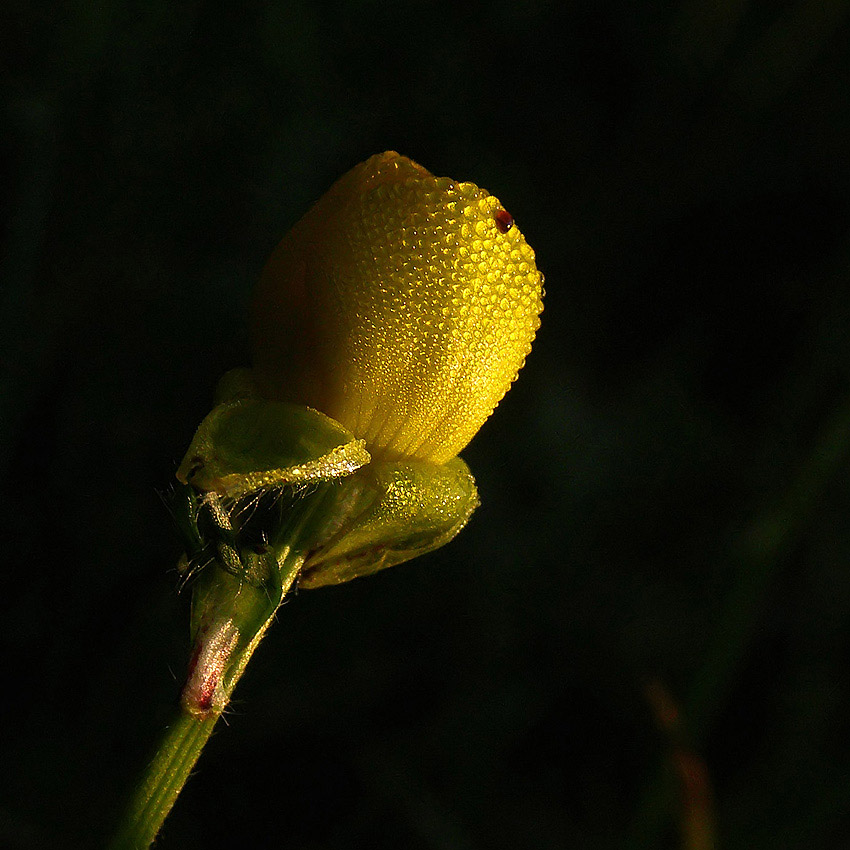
110 709 218 850
109 551 304 850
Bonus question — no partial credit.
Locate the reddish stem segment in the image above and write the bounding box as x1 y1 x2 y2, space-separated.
181 619 240 714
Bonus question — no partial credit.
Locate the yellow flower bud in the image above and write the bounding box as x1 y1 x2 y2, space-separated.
250 151 543 464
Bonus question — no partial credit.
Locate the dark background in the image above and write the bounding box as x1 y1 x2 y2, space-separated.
4 1 850 847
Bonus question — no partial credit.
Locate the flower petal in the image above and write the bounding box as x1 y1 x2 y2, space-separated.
251 151 543 463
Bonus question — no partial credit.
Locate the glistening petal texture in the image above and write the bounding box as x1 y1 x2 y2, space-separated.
251 151 543 464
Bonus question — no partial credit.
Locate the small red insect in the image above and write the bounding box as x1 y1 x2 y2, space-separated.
495 208 514 233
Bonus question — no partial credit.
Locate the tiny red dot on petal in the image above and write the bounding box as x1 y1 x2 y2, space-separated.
495 209 514 233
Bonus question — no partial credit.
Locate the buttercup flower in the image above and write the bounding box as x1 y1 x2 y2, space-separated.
250 151 543 464
112 153 544 849
177 151 544 587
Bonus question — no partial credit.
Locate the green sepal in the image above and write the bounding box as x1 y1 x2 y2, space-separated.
173 371 479 599
176 398 370 498
299 457 479 588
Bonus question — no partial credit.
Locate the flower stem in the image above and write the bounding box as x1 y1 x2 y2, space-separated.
109 549 304 849
109 709 218 850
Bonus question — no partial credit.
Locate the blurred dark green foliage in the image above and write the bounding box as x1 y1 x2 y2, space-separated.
3 1 850 847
